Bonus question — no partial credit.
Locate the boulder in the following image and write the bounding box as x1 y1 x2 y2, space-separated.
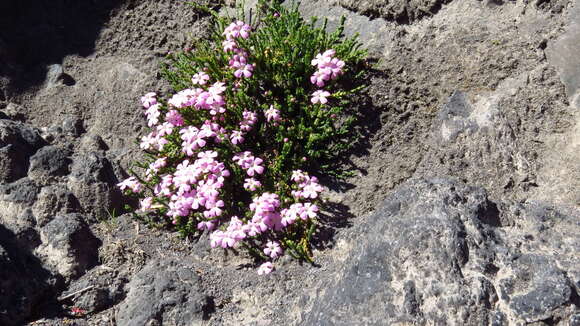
67 152 121 222
0 225 58 326
32 184 79 227
0 177 41 235
27 145 72 185
305 178 579 325
36 213 100 281
117 258 212 326
0 119 45 183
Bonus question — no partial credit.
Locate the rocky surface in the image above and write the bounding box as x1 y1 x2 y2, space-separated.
305 178 579 325
0 0 578 325
116 258 212 326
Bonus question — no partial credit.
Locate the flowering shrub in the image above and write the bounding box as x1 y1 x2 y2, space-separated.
119 1 366 274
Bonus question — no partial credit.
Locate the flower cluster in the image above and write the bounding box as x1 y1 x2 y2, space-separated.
120 4 365 275
223 21 255 79
309 49 346 105
310 49 345 87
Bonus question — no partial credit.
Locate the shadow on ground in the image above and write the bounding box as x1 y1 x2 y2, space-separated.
0 0 123 95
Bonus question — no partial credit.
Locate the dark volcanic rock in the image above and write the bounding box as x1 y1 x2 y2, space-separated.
306 178 579 325
0 225 58 326
307 178 502 325
67 152 121 222
0 119 45 182
63 274 127 314
37 213 100 280
0 178 41 249
505 255 572 323
32 184 79 227
27 145 72 184
117 258 212 326
0 177 40 204
338 0 453 23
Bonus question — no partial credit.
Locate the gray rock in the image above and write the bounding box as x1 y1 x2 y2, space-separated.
338 0 453 23
0 225 59 326
1 103 27 121
436 90 480 142
0 178 41 246
117 258 212 326
10 208 41 250
67 152 121 222
36 213 100 280
570 313 580 326
0 119 45 182
546 2 580 106
78 134 109 152
32 184 79 227
63 272 127 314
305 178 579 325
61 116 84 136
44 64 74 88
505 255 572 323
307 178 502 325
0 177 40 204
27 145 72 185
45 64 64 88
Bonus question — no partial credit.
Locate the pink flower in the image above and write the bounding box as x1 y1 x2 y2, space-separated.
311 49 335 66
300 179 324 199
240 111 257 131
140 92 157 108
139 197 153 211
222 40 237 52
197 220 217 231
230 130 244 145
291 170 307 183
198 150 218 160
311 90 331 104
210 231 225 248
301 203 319 220
203 200 224 218
265 105 281 122
234 64 254 78
145 104 161 127
243 178 261 191
192 72 210 85
246 157 264 176
168 88 199 108
209 82 226 95
156 122 174 137
146 157 167 178
117 177 142 193
310 50 345 86
223 21 251 40
281 203 304 226
310 69 331 87
264 241 283 259
166 110 184 126
140 132 157 150
257 262 274 275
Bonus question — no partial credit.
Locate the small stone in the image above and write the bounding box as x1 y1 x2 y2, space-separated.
27 145 72 185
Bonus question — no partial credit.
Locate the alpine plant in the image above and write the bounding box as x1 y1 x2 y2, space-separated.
119 1 366 274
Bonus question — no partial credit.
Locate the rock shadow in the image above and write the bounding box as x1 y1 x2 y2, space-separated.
0 224 63 326
313 65 384 250
0 0 123 94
